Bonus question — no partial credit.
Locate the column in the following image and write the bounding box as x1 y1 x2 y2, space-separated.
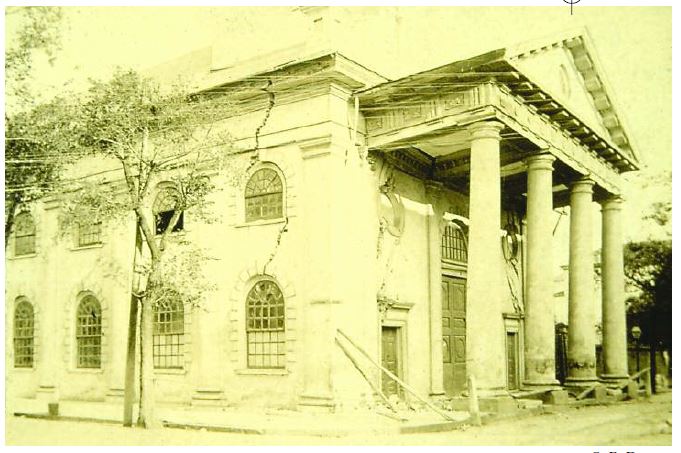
565 178 598 387
465 120 507 394
425 181 445 396
523 153 560 387
600 196 629 383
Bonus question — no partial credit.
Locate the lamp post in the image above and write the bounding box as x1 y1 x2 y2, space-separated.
631 325 642 373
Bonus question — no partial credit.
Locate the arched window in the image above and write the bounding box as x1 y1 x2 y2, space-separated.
76 295 102 368
14 300 34 368
153 186 183 234
153 299 184 369
442 222 468 263
246 279 285 368
245 168 283 222
14 212 36 256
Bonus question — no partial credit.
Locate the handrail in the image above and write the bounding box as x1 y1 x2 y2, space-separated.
336 329 457 422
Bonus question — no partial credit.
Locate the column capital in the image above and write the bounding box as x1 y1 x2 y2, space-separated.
569 177 595 194
601 195 624 211
467 120 505 140
526 153 556 171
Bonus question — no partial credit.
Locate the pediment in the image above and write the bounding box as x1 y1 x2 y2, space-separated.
505 30 639 164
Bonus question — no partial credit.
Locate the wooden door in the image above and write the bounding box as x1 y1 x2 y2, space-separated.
442 275 466 396
506 331 520 390
381 326 400 397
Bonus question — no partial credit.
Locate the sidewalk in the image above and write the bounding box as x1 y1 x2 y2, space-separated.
10 397 473 437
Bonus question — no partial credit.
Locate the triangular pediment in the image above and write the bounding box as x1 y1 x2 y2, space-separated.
505 29 639 164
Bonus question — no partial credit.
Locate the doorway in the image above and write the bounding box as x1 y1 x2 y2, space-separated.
506 331 520 390
381 326 401 397
442 275 467 396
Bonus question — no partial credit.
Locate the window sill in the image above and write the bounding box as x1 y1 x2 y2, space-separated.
70 367 104 374
235 368 289 376
12 366 36 372
154 368 186 375
235 218 286 229
8 253 38 261
70 243 104 251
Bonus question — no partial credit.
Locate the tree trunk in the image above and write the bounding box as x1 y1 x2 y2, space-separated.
123 223 143 427
136 296 161 429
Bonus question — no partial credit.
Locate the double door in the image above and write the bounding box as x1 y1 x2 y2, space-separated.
442 275 466 396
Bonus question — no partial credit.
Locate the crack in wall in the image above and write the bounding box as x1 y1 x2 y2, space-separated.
249 78 275 168
263 216 289 275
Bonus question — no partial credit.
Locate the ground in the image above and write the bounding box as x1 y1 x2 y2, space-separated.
5 393 672 446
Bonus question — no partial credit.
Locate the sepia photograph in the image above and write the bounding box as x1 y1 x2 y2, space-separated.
3 1 673 447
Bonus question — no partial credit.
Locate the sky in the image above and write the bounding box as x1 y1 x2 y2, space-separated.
4 4 672 244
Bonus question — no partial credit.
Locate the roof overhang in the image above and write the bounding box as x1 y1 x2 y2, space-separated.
358 30 639 174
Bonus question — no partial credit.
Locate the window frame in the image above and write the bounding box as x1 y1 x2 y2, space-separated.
244 167 284 223
441 221 468 264
13 300 35 368
14 211 36 256
245 279 286 369
152 185 184 235
75 295 103 369
152 299 185 369
77 220 103 247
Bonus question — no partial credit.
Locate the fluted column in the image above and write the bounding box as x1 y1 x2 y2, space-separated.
523 153 560 387
600 196 629 383
465 120 507 394
565 178 598 387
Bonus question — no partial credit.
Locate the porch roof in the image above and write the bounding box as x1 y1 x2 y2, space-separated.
357 29 639 174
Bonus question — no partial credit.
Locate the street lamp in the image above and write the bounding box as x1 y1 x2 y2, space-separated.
631 325 642 372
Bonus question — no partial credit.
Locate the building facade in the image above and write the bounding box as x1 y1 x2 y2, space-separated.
5 25 639 411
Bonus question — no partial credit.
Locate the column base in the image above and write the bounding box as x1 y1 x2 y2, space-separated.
522 378 562 390
599 374 630 386
563 376 599 389
191 388 224 406
298 393 336 413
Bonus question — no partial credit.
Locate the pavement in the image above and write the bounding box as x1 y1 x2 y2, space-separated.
9 396 474 437
5 392 672 446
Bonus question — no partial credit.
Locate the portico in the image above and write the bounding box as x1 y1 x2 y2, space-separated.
359 30 638 397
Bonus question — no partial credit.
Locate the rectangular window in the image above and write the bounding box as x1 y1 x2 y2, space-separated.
78 221 102 247
153 302 184 369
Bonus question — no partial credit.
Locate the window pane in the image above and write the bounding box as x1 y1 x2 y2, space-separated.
245 169 283 222
153 300 184 369
245 280 286 368
14 301 34 367
76 296 102 368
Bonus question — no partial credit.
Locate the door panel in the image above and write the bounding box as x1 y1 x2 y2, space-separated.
381 326 400 397
506 331 519 390
442 275 466 396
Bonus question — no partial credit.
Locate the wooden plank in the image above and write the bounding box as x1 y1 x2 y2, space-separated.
337 329 457 422
335 336 399 413
575 384 599 401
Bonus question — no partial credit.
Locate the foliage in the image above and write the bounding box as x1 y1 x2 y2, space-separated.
146 240 217 310
54 68 238 428
624 239 672 349
5 6 66 246
5 6 64 105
